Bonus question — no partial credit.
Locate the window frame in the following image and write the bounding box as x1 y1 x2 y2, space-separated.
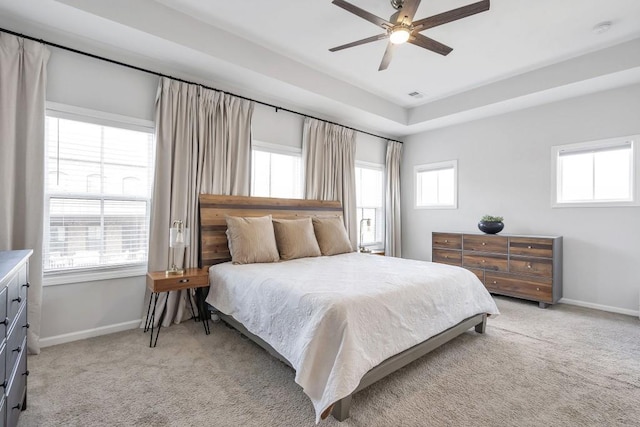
250 140 303 199
414 160 458 209
551 135 639 208
355 161 385 249
43 102 155 286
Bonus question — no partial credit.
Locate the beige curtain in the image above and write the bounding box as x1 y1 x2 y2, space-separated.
385 141 402 257
147 77 253 327
0 34 50 354
302 118 357 247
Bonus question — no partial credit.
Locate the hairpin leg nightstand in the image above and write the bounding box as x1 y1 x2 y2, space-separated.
144 268 210 347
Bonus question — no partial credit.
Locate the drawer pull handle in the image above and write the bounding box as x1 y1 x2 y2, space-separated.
536 287 540 291
0 317 8 326
24 322 30 329
12 403 21 410
0 380 6 389
22 282 30 288
481 260 485 263
444 255 448 259
492 281 497 284
12 296 22 303
482 242 486 246
527 264 532 269
527 245 532 249
23 370 29 377
13 346 21 353
444 239 448 243
178 279 190 283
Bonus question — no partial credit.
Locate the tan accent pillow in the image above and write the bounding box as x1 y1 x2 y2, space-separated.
312 216 354 256
225 215 280 264
272 218 322 261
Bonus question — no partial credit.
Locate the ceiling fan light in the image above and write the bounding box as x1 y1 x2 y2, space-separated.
389 27 411 44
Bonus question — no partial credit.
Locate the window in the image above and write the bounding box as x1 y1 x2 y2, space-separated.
251 141 302 198
552 136 638 207
44 104 155 277
355 163 384 248
415 160 458 209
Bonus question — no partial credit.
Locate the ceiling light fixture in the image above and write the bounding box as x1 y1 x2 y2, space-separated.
389 25 411 44
593 21 612 34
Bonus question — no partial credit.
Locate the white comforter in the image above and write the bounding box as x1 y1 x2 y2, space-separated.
206 253 499 422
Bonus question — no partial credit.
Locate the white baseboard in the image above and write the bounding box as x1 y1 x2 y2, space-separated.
559 298 639 318
40 319 142 348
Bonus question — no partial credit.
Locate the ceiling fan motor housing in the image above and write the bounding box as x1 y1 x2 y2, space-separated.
390 0 404 10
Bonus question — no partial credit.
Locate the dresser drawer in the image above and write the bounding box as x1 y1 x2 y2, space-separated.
6 342 27 426
0 343 6 394
0 286 7 342
147 272 209 293
432 233 462 250
485 272 552 302
464 267 484 283
510 256 552 278
509 237 553 258
6 305 26 379
7 275 27 327
463 252 508 271
463 234 508 253
432 249 462 266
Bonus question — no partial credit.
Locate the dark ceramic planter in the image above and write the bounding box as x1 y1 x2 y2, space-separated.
478 221 504 234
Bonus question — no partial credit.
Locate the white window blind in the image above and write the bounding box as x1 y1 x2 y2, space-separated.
44 112 155 273
251 141 302 199
415 160 458 209
553 137 637 207
355 163 384 247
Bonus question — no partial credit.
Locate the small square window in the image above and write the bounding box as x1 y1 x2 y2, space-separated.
552 136 638 207
415 160 458 209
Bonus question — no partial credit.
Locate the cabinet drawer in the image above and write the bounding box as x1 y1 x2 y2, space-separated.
0 286 7 342
463 234 508 253
509 237 553 258
485 272 552 302
464 267 484 283
510 256 552 278
432 233 462 250
6 342 27 426
6 305 26 379
147 271 209 293
0 343 5 395
432 249 462 266
463 252 508 271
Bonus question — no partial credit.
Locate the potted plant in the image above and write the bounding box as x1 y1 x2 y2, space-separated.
478 215 504 234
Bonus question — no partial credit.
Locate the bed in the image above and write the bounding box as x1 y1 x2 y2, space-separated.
199 194 499 422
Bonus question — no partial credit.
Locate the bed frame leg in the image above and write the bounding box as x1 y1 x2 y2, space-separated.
474 315 487 334
332 395 353 421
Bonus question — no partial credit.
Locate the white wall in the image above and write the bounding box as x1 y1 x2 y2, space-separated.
41 46 388 344
401 84 640 315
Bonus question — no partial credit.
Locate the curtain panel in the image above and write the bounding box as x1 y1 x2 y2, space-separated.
147 77 253 327
0 34 50 354
302 118 357 247
385 141 402 257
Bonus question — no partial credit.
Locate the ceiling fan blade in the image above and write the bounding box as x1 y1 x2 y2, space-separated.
396 0 422 24
378 42 396 71
332 0 392 29
329 33 389 52
413 0 490 31
408 34 453 56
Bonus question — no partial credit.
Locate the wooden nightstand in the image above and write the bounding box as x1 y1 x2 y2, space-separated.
144 268 210 347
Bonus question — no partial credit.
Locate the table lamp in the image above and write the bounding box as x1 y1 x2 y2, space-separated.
166 219 190 276
359 218 371 253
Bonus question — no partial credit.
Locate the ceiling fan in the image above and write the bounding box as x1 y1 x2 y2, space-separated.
329 0 490 71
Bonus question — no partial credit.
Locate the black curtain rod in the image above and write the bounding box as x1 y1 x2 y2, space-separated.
1 26 402 144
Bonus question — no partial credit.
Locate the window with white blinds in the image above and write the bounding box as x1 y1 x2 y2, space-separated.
552 136 638 207
44 107 155 274
415 160 458 209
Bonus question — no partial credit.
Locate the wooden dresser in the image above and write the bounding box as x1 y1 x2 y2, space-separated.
0 250 31 426
432 233 562 308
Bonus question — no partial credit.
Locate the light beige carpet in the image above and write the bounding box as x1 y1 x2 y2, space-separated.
19 297 640 427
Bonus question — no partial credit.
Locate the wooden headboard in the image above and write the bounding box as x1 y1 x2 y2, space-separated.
199 194 343 268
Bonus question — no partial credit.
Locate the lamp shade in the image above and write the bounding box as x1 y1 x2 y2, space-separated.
169 220 190 248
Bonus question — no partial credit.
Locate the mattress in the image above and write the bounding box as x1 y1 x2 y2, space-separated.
206 252 499 422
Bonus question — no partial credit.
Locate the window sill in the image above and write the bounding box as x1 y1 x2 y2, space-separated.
552 200 639 208
43 265 148 287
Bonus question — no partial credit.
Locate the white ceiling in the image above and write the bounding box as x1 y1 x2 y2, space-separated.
1 0 639 138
